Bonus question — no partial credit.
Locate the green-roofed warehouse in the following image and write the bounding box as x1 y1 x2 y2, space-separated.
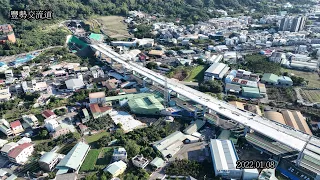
128 95 164 115
68 36 88 52
242 87 261 99
261 73 279 85
89 33 104 42
105 93 164 115
56 142 90 175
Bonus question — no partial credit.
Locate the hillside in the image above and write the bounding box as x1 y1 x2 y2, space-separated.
0 0 315 56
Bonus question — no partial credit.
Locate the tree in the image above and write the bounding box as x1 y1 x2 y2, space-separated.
124 139 141 158
40 130 48 139
291 76 305 86
199 80 222 93
146 62 158 70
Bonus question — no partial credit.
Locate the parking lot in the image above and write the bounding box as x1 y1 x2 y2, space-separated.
172 142 210 162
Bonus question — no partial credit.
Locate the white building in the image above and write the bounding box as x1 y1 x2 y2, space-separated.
0 119 12 136
0 139 8 148
39 152 64 171
22 80 48 93
45 119 59 132
224 51 237 64
204 63 230 81
269 52 287 64
65 79 85 91
22 114 39 128
112 147 127 162
209 139 243 179
132 155 149 169
8 143 34 164
207 54 223 64
0 88 11 102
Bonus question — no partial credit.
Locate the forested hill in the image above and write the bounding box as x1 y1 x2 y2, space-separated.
0 0 311 24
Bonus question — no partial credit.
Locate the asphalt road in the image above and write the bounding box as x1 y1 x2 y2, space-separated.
0 46 64 63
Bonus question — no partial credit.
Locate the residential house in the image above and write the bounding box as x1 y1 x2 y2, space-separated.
21 80 48 93
0 119 12 136
8 143 34 164
39 152 63 171
112 147 127 162
10 120 24 135
65 79 85 91
89 103 112 119
81 108 90 123
50 125 71 139
42 110 57 119
102 79 118 91
22 114 39 128
104 160 127 177
17 137 32 145
0 87 11 102
0 139 8 148
132 155 149 169
150 157 165 170
89 92 106 104
1 142 18 156
45 119 59 132
78 124 88 134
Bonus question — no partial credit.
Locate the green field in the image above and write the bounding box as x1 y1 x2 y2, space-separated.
84 131 109 144
281 68 320 88
80 149 101 172
300 89 320 103
80 147 114 172
87 16 132 39
184 65 207 82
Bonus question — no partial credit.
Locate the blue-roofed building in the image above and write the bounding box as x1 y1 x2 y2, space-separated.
13 54 34 67
39 152 62 171
56 142 90 175
278 76 293 86
0 62 8 72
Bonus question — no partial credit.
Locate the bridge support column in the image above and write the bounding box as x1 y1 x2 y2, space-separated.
98 51 102 60
176 93 180 98
202 106 207 117
143 77 147 87
244 126 250 136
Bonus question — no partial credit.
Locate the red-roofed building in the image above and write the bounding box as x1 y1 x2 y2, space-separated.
42 110 57 119
10 120 24 135
89 103 112 119
8 143 34 164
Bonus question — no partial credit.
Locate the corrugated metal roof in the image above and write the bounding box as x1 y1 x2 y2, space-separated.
209 139 238 171
261 73 279 83
265 111 286 125
104 160 127 175
56 142 90 171
39 152 59 164
205 63 228 75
